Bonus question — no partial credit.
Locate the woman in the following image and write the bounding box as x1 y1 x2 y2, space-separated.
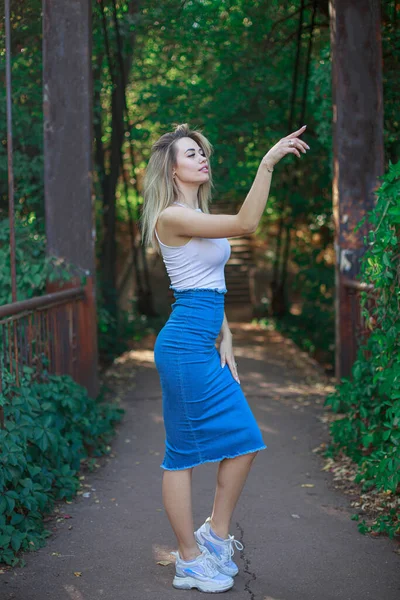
140 123 309 593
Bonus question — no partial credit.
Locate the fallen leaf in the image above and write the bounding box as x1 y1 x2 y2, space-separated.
157 560 173 566
301 484 315 488
74 572 82 577
322 463 333 471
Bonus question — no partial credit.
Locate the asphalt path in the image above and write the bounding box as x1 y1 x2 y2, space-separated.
2 320 399 600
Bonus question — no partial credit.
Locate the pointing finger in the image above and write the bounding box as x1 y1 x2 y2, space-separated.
287 125 307 138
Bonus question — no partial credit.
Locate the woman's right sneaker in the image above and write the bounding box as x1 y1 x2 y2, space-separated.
171 547 234 593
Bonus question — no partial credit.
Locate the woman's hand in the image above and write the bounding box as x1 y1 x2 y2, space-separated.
220 333 240 384
261 125 310 169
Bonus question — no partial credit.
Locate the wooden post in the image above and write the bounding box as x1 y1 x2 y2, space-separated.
330 0 384 379
43 0 99 397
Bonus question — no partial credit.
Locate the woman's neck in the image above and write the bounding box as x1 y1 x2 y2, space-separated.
175 182 200 209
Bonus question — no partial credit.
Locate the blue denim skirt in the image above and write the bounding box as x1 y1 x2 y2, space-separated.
154 287 267 470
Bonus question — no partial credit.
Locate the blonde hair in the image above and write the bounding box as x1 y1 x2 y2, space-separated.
140 123 214 254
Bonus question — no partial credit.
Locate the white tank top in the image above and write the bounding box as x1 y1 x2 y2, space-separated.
154 202 231 292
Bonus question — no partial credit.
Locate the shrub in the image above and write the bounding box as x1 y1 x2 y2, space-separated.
0 370 124 566
324 160 400 539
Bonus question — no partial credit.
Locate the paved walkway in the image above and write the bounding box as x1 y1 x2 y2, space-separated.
2 319 399 600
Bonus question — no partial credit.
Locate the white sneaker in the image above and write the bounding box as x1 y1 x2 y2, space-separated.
194 517 244 577
171 547 234 593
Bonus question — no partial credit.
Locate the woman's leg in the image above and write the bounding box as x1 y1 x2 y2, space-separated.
162 467 201 561
209 452 258 539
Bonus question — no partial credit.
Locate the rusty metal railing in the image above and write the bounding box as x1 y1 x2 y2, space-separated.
342 277 375 371
0 286 86 428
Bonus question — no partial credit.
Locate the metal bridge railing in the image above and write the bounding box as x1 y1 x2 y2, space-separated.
2 0 98 424
342 277 375 372
0 286 86 429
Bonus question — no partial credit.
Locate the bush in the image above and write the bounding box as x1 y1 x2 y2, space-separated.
0 370 124 566
324 160 400 539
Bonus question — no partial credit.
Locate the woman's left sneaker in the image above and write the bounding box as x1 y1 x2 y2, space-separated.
171 547 234 592
194 517 244 577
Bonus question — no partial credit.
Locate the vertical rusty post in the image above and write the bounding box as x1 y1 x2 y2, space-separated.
43 0 98 397
5 0 17 303
330 0 384 379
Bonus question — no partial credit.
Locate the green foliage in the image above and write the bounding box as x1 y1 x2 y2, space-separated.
0 0 44 222
130 1 332 197
324 160 400 539
0 218 80 305
0 370 124 566
0 218 47 304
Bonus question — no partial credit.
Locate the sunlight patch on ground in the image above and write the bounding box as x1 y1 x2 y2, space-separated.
256 404 276 413
64 585 87 599
152 543 176 563
258 422 279 435
149 411 164 424
117 349 157 367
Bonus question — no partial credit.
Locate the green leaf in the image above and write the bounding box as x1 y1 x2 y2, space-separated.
0 534 11 548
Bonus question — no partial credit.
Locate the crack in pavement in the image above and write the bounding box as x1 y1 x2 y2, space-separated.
236 520 257 600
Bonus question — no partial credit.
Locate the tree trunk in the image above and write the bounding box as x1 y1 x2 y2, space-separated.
330 0 384 379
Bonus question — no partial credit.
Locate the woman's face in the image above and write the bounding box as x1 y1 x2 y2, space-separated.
173 137 209 184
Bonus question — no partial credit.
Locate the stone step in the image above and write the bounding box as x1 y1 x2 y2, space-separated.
229 236 254 243
226 277 250 283
230 249 253 255
226 259 253 267
208 202 254 305
226 296 251 305
227 262 252 268
226 280 250 287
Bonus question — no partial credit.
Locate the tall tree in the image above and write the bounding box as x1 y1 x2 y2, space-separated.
92 0 141 320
